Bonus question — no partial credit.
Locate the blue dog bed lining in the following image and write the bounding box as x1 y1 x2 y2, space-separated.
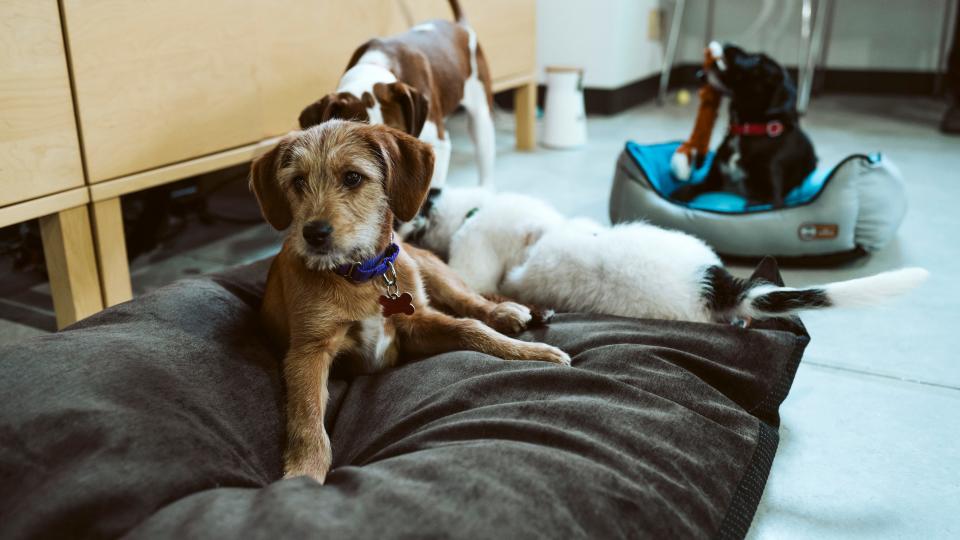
625 141 876 215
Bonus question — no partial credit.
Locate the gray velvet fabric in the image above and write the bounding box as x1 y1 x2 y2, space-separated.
0 258 807 539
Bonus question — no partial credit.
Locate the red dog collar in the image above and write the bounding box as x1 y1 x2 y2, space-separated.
729 120 785 137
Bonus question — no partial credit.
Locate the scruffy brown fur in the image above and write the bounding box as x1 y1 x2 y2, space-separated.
250 121 569 482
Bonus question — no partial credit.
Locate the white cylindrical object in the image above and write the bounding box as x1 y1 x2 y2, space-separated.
542 66 587 149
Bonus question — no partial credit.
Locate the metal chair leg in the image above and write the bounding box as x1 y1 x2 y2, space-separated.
813 0 836 95
797 0 820 114
658 0 686 105
705 0 715 44
935 0 959 95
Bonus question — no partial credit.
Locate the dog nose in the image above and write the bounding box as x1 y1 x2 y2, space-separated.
302 220 333 248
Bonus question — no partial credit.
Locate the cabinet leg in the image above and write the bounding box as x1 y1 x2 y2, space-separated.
39 206 104 329
90 197 133 307
514 82 537 150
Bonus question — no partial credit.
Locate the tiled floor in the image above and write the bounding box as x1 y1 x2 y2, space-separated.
1 94 957 538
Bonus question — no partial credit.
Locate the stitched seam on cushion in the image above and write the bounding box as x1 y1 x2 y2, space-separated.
714 421 779 540
713 329 808 539
746 332 808 425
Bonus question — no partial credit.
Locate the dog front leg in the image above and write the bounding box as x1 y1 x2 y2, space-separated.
405 243 533 334
395 308 570 366
282 331 345 482
461 69 496 187
466 104 495 187
767 163 786 208
420 121 451 191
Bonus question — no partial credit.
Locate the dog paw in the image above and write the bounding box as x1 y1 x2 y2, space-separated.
515 343 571 366
283 432 331 483
283 459 330 483
487 302 533 334
671 151 692 181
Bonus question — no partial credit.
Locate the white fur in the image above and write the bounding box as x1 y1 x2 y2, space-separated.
458 26 495 188
823 268 930 307
708 41 726 71
736 268 929 320
337 51 397 126
422 189 718 321
356 315 398 374
718 135 746 184
670 152 692 181
417 188 928 324
332 26 495 193
420 120 451 192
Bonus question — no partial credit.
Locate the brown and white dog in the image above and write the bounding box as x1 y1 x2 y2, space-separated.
297 0 495 194
250 120 569 482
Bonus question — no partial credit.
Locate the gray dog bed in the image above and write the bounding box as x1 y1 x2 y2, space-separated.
610 141 907 262
0 258 808 539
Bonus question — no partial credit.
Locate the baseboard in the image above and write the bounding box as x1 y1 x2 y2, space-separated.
493 71 681 116
494 65 942 116
813 69 938 95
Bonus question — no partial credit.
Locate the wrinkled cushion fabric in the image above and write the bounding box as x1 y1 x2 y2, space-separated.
0 258 807 539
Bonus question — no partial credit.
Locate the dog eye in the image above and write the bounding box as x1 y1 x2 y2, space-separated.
291 176 307 193
343 171 363 188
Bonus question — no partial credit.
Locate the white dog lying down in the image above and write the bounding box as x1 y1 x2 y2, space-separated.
406 187 928 324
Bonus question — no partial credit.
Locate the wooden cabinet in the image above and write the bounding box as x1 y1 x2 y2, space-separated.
62 0 537 183
61 0 264 183
0 0 85 206
253 0 396 137
1 1 102 329
1 0 537 327
394 0 536 84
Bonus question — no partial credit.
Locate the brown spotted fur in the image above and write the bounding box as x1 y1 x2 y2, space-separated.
297 1 492 139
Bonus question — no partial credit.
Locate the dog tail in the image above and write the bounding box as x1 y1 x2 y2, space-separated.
703 265 929 321
448 0 467 22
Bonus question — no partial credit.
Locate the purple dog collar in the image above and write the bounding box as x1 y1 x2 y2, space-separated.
335 243 401 283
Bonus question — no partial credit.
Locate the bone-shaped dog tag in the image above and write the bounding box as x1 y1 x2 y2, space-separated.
379 292 415 317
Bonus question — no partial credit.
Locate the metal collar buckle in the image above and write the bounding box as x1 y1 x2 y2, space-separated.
766 120 785 137
381 261 400 299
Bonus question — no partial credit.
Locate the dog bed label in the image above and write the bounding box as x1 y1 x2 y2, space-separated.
798 223 839 241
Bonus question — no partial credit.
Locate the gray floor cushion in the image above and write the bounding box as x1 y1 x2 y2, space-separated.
0 258 808 539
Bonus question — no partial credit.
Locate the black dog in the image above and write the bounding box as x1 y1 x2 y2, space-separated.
672 42 817 207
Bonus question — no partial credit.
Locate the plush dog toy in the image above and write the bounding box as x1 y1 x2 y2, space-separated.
670 45 723 181
670 42 816 207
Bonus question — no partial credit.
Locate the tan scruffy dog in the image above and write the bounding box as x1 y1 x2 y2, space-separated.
249 120 570 482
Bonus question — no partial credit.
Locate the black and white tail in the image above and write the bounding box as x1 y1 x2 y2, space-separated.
398 0 466 26
704 265 929 321
448 0 466 23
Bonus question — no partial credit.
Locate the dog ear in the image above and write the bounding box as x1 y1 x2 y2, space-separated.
249 138 293 230
375 82 430 137
367 125 435 222
299 95 335 129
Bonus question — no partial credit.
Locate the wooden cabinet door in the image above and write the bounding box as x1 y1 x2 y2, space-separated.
254 0 397 137
62 0 263 183
388 0 536 83
0 1 85 207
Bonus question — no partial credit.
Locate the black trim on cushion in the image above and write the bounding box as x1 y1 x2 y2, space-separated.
717 422 780 540
715 328 808 539
715 256 809 539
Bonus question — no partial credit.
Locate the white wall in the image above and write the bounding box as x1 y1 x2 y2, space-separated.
536 0 665 89
535 0 953 90
677 0 951 71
